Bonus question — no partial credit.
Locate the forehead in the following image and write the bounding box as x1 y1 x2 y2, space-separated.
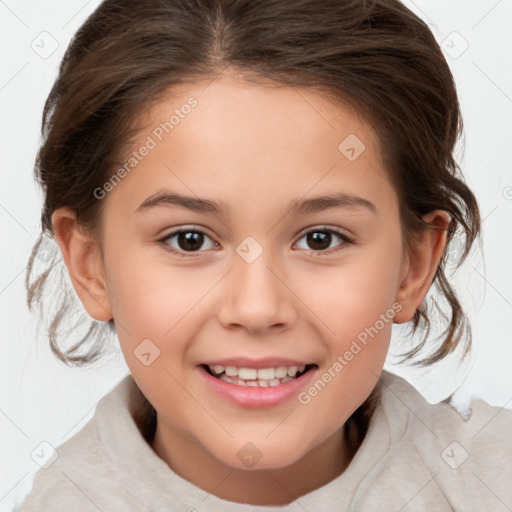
139 73 380 157
105 73 396 222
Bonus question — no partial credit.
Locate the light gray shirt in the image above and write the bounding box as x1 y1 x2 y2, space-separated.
15 370 512 511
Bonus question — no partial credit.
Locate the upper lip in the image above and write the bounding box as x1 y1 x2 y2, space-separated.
199 357 315 369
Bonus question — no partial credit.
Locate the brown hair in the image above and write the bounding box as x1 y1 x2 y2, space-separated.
26 0 481 442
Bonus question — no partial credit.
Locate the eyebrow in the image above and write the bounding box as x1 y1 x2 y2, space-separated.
134 190 377 216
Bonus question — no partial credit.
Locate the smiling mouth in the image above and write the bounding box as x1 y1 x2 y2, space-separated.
201 363 317 387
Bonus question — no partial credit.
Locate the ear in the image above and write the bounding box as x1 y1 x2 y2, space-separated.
51 207 113 322
394 210 451 324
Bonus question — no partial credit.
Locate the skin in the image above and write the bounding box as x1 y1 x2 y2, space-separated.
52 72 450 505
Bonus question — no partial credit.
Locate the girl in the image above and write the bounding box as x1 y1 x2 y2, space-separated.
18 0 512 510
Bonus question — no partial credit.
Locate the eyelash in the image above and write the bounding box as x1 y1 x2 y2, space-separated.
157 226 353 259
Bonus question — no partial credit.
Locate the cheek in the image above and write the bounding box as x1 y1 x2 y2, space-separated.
299 246 402 343
104 253 209 380
107 252 195 331
297 273 395 442
107 259 204 408
293 237 400 414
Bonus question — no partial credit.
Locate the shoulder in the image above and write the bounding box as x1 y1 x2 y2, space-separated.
372 370 512 510
14 376 139 511
14 420 116 511
378 370 512 450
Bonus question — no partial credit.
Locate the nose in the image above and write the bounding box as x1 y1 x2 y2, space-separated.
217 248 298 335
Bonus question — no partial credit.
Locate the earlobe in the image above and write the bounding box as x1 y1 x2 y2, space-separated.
393 210 451 324
51 207 113 322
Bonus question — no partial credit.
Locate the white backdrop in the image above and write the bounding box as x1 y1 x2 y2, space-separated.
1 0 511 510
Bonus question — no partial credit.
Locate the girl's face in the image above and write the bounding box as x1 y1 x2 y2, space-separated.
71 74 434 482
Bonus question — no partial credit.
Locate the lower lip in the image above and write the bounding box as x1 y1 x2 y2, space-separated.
196 365 318 408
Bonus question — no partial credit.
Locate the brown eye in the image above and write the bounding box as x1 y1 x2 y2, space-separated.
160 228 217 256
306 231 332 250
295 227 352 254
175 231 204 251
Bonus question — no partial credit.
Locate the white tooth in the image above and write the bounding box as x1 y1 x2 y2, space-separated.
238 367 258 380
246 381 258 387
275 366 288 378
225 366 238 377
215 364 306 382
287 366 298 377
257 367 275 380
